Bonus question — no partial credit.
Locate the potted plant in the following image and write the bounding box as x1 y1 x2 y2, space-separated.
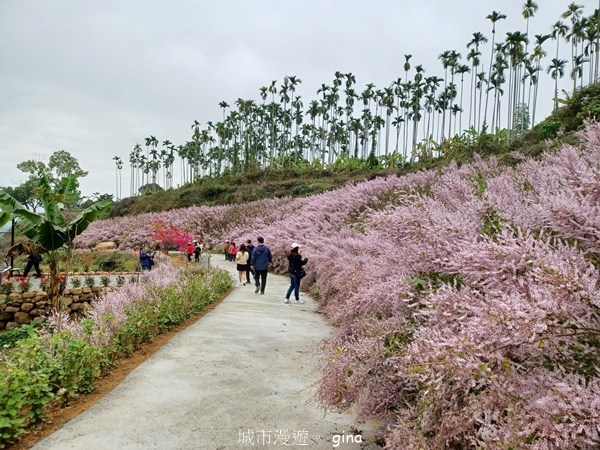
17 277 31 293
39 275 48 292
1 279 13 295
84 272 95 288
70 275 82 288
100 273 111 287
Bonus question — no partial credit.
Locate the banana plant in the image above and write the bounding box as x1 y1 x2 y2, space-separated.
0 169 111 309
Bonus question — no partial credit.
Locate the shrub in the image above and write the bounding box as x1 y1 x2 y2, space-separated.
0 264 231 447
538 120 563 139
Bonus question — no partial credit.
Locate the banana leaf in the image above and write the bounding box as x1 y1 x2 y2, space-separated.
0 191 42 226
0 211 11 229
66 199 111 242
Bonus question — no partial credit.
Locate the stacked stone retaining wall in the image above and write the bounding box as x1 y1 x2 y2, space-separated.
0 286 116 331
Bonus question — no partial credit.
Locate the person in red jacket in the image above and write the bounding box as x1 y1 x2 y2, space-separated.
187 242 194 263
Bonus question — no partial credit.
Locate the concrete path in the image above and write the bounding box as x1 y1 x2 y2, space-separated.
34 256 379 449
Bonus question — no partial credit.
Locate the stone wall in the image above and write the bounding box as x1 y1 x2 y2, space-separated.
0 286 114 331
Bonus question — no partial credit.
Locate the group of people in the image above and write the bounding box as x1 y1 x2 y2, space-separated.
187 240 203 263
224 236 308 304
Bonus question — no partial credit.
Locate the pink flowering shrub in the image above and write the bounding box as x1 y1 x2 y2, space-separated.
74 121 600 448
150 219 197 251
48 252 180 346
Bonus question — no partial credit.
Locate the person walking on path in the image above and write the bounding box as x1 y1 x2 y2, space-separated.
228 241 237 263
235 243 250 286
285 243 308 304
23 252 42 278
223 240 230 261
245 239 255 284
250 236 272 295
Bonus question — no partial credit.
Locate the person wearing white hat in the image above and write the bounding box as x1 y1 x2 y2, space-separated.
285 242 308 304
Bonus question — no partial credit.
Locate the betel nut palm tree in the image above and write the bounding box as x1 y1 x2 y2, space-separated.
548 58 568 109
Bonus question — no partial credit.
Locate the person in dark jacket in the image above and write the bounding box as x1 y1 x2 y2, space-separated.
245 239 255 285
285 243 308 304
193 240 202 262
23 253 42 278
249 236 272 295
140 245 154 271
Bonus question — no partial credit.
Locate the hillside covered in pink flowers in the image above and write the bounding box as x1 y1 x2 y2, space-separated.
77 122 600 448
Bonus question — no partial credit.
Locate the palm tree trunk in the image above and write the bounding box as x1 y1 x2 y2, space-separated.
484 30 496 126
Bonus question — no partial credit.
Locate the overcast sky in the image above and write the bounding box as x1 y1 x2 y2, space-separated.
0 0 593 199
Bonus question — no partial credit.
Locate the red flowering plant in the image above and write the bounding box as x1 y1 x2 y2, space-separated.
84 272 95 288
100 273 111 287
39 275 48 292
1 278 13 294
17 277 30 293
150 219 196 252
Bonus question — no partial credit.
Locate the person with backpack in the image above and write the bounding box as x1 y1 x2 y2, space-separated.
285 242 308 304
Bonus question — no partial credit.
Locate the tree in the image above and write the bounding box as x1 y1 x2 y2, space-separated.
522 0 539 55
113 156 123 201
467 31 487 129
485 11 507 127
563 3 585 83
139 183 164 195
548 58 568 109
512 102 530 137
0 180 41 213
0 169 111 309
531 34 551 126
12 150 89 210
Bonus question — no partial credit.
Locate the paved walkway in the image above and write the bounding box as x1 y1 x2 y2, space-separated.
33 256 379 449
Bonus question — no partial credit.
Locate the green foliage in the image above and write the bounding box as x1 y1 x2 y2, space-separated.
0 268 231 447
538 83 600 134
114 269 231 354
512 103 530 138
111 166 393 216
0 170 111 252
48 328 106 402
85 250 138 273
472 171 487 197
11 150 89 211
383 329 414 356
482 209 502 238
0 322 44 349
409 271 463 294
538 121 563 140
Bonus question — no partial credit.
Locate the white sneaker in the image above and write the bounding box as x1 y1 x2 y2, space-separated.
294 299 305 304
284 298 291 304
